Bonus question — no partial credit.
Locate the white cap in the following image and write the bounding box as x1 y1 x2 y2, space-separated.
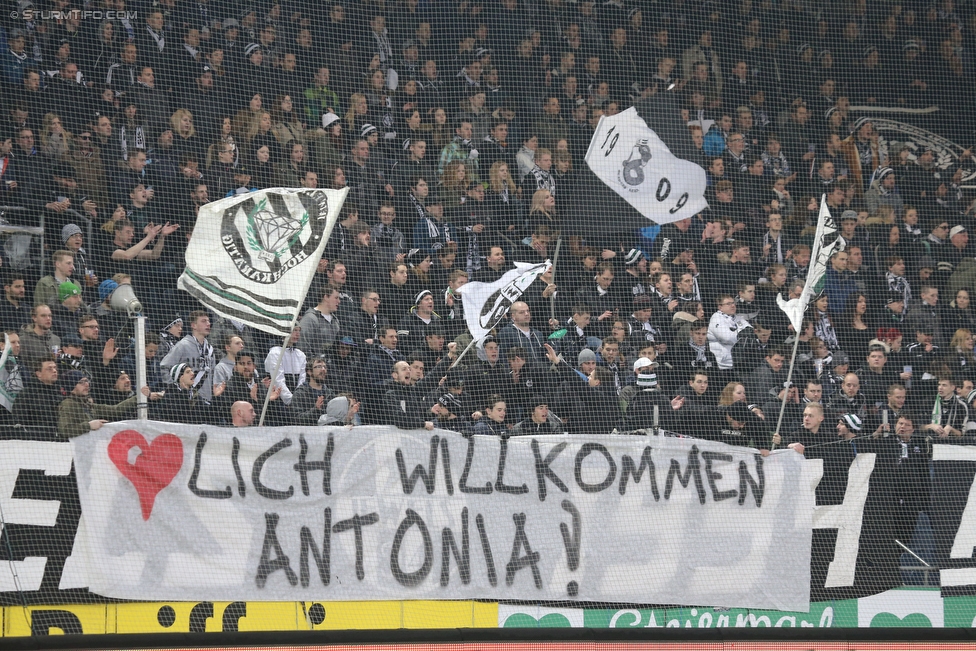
322 112 340 129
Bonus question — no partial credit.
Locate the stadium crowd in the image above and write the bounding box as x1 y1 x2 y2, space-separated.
0 0 972 492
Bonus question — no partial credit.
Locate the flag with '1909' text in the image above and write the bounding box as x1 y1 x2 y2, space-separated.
585 107 708 225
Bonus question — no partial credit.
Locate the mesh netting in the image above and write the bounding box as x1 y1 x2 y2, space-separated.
1 0 976 637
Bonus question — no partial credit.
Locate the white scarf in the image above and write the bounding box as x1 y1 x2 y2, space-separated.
147 26 165 51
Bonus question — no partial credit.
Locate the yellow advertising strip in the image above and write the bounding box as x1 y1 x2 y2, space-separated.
2 601 499 636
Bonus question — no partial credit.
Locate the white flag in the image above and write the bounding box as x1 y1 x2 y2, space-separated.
585 107 708 224
776 197 843 332
456 262 549 341
178 187 348 337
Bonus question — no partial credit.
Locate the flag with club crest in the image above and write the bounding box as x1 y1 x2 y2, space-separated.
178 188 348 337
456 262 549 342
584 105 708 226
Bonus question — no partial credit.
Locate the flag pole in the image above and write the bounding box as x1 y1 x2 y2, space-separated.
772 326 803 448
255 188 349 427
550 236 562 321
258 325 297 427
449 337 478 370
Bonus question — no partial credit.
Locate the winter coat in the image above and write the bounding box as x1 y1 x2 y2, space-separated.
290 383 335 426
18 324 61 370
745 361 789 405
57 394 137 438
864 180 904 218
382 382 429 429
708 311 746 370
511 415 565 436
906 301 945 347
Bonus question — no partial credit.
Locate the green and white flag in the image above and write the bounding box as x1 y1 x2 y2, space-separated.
776 196 843 332
178 188 348 336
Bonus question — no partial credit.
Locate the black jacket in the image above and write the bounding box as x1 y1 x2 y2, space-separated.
346 309 382 346
12 378 63 434
155 386 210 424
382 382 429 429
289 383 336 426
511 415 565 436
621 388 673 431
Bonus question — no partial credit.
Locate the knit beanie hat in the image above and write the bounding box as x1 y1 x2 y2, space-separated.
841 413 863 431
58 280 82 303
170 363 189 384
61 223 82 243
634 357 658 388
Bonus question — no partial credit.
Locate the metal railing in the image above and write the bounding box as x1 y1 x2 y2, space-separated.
0 205 44 275
0 204 93 276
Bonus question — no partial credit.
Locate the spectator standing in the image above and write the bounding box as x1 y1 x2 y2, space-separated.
160 310 215 401
19 305 60 370
0 275 30 330
708 294 747 374
264 326 307 406
12 359 63 433
298 289 343 356
290 357 335 426
922 375 969 437
34 250 75 308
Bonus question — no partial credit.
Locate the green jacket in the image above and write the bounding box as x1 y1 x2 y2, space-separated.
34 275 65 307
304 86 340 125
948 257 976 297
58 394 138 438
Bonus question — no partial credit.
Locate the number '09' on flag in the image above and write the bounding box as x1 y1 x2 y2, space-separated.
585 107 708 224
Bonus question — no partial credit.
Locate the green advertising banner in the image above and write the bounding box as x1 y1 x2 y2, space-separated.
500 588 976 629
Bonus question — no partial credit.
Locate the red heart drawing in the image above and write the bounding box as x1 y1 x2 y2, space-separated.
108 430 184 520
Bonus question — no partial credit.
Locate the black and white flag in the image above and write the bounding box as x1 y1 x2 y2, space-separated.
585 107 708 224
456 262 549 341
777 197 843 332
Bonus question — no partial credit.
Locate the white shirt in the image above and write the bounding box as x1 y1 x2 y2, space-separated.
264 346 307 406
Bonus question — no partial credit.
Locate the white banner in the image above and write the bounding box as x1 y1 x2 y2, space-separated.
70 423 816 610
585 107 708 224
178 187 348 337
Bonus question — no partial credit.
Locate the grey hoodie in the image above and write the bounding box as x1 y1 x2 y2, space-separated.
318 395 351 425
160 335 215 400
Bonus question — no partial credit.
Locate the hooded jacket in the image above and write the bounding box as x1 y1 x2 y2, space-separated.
319 395 353 425
864 176 904 218
159 335 215 400
708 310 747 370
298 307 342 355
18 324 61 370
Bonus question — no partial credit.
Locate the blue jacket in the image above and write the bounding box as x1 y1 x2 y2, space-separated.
824 268 858 315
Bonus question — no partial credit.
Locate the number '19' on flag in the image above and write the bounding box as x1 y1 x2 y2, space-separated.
585 107 708 224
